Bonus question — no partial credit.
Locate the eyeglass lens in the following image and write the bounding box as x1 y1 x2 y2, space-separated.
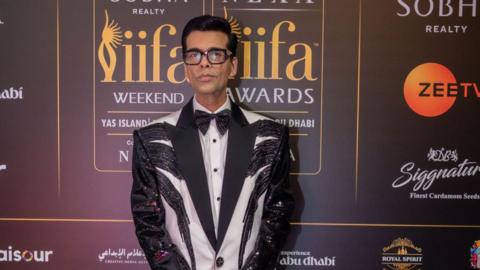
184 49 229 65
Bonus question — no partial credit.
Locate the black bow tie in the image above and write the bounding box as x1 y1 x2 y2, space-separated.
194 109 231 136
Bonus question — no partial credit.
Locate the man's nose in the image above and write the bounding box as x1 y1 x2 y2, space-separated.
199 54 211 67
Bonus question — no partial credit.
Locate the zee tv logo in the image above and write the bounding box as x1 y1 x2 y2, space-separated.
403 62 479 117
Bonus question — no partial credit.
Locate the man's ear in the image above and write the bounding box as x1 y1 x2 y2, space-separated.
229 57 238 78
184 64 191 83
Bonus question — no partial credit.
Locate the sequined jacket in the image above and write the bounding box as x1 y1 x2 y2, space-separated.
131 98 294 270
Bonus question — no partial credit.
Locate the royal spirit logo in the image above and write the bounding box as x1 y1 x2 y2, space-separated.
97 8 317 83
382 238 423 270
0 87 23 100
403 63 479 117
393 147 480 192
396 0 477 34
0 246 53 263
471 240 480 269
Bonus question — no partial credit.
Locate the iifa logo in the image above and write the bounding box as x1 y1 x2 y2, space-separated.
97 8 317 83
0 246 53 263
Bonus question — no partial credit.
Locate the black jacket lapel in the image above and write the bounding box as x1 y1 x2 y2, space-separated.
216 101 256 251
167 98 217 249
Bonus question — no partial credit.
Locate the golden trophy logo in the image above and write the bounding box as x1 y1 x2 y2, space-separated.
98 10 122 82
224 7 242 39
382 238 423 270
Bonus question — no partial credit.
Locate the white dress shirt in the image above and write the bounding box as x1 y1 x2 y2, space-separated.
192 96 230 237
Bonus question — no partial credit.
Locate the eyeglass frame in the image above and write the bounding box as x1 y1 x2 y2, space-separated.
183 48 233 65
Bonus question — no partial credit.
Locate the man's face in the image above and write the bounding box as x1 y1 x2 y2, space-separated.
184 31 238 97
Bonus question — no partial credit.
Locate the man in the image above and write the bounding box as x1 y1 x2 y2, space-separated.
131 15 294 270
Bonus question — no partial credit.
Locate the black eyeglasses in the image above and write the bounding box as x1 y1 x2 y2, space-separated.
183 48 232 65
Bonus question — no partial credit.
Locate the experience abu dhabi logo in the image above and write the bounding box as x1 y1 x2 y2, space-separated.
0 86 23 100
393 147 480 200
278 250 336 267
382 238 423 270
98 248 147 265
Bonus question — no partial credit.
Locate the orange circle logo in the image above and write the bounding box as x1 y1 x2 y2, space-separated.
404 63 457 117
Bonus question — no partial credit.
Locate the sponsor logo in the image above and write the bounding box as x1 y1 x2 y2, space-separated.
0 164 6 171
0 87 23 100
108 0 192 16
394 147 480 198
382 238 423 270
403 63 479 117
396 0 477 34
98 248 147 264
472 240 480 269
278 250 336 267
0 18 4 25
109 0 189 3
0 246 53 263
396 0 478 17
427 147 458 162
222 0 316 4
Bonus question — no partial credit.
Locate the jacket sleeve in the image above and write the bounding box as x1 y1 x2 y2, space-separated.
131 130 190 270
241 126 295 270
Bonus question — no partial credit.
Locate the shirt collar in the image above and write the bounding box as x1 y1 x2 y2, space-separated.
193 95 231 114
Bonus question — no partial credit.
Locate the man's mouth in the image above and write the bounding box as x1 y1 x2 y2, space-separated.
197 74 216 82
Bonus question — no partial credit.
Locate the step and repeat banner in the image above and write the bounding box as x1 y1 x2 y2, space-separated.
1 0 479 269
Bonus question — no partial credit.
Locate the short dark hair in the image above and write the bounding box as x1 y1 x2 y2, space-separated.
181 15 238 57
